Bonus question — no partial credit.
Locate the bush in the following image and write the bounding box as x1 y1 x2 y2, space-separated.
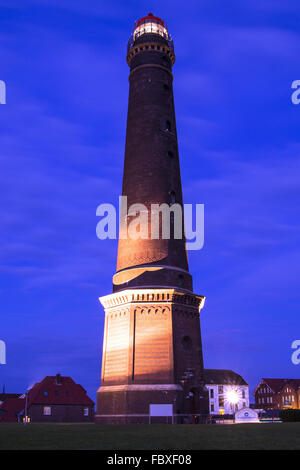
280 409 300 422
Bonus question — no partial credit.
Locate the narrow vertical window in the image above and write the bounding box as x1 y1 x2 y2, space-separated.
169 191 176 204
165 120 171 132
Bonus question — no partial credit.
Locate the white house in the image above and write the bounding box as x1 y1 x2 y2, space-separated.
204 369 249 415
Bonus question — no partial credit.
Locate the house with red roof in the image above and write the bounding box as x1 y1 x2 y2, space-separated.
276 379 300 409
0 388 23 404
0 374 94 423
254 378 300 410
0 397 26 422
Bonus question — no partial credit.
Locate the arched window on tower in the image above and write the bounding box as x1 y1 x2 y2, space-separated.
162 55 169 66
165 120 171 132
169 190 176 204
178 274 184 287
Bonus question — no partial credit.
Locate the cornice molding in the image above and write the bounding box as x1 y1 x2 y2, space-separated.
99 288 205 312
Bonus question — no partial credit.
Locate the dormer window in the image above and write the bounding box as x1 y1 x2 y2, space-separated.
55 373 62 385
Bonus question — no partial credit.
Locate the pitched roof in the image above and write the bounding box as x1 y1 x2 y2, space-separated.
258 378 289 393
27 375 94 407
0 398 25 422
283 379 300 391
0 393 22 402
204 369 248 386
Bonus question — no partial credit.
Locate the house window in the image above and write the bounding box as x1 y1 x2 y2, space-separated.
210 389 214 399
218 386 223 395
270 396 272 403
55 391 59 396
83 408 89 416
43 406 51 416
66 391 70 396
210 404 214 412
43 391 48 397
243 402 246 408
242 390 245 399
219 397 224 408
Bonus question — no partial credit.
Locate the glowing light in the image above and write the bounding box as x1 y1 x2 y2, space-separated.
226 389 239 405
134 22 168 40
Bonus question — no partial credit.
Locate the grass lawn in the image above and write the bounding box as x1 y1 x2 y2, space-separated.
0 422 300 450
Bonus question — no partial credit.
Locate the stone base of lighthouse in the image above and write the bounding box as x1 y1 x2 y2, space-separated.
95 288 208 424
96 384 182 424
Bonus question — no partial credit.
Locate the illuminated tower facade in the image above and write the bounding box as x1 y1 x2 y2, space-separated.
96 13 207 424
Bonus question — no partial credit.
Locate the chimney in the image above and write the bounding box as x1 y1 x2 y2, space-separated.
55 373 62 385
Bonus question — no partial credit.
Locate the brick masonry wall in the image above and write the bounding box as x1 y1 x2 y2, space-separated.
28 404 94 422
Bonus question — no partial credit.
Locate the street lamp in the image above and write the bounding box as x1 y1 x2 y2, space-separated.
226 389 239 405
225 387 241 414
23 388 31 424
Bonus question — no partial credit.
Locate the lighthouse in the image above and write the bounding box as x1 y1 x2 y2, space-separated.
95 13 207 424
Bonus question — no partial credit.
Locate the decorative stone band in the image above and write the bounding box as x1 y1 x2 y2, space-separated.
98 384 183 393
113 264 189 286
127 42 175 66
129 63 174 80
99 288 205 312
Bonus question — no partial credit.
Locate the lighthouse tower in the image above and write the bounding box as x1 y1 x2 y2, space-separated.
95 13 207 424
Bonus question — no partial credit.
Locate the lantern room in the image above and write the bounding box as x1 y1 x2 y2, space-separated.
133 13 168 40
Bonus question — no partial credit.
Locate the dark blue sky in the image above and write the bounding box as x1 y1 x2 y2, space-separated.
1 0 300 402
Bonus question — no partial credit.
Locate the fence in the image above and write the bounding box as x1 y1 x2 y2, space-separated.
95 413 235 425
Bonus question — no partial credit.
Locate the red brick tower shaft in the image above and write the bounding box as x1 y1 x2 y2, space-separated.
114 12 192 293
